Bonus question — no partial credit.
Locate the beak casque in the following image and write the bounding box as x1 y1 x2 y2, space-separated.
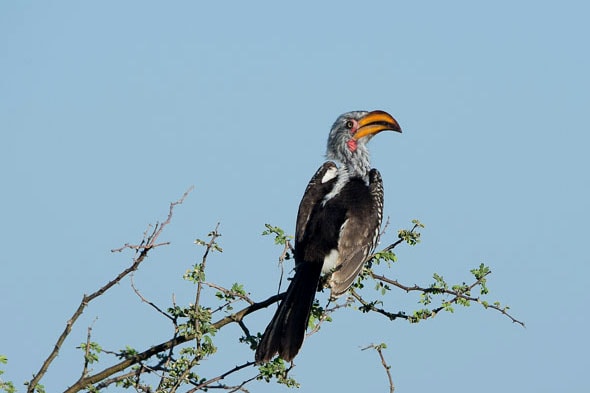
353 110 402 140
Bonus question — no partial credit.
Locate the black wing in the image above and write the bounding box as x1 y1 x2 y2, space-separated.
294 161 339 265
328 168 384 297
255 161 338 363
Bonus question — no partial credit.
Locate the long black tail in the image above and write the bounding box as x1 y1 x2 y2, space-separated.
255 262 322 363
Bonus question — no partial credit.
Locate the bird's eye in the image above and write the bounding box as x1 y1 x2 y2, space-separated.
345 120 354 129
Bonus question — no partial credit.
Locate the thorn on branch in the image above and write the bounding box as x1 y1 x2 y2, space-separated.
110 242 171 253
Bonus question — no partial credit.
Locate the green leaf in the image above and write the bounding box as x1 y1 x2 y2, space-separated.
262 224 293 245
257 358 300 387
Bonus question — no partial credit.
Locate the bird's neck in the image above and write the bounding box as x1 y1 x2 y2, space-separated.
342 148 371 180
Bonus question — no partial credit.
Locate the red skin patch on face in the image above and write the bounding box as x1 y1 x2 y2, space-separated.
347 138 357 152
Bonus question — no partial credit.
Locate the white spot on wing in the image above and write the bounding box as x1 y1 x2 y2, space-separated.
321 166 337 183
322 249 340 274
323 166 349 204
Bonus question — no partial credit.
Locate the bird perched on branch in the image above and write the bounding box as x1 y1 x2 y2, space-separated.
255 110 402 363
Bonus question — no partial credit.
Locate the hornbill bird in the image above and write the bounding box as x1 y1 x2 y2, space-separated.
255 110 402 363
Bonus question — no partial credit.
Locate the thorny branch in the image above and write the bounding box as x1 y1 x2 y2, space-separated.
26 187 193 393
370 272 525 327
223 373 261 393
276 238 294 301
158 224 226 393
195 223 221 351
131 273 175 322
204 282 254 306
28 195 522 393
92 365 149 390
362 344 395 393
155 292 185 391
61 257 522 392
187 361 255 392
349 289 409 321
80 318 97 379
62 293 285 393
307 298 355 336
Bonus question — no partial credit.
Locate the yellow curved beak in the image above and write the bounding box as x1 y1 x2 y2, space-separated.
353 110 402 140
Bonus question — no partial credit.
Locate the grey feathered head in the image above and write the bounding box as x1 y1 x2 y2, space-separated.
326 110 402 176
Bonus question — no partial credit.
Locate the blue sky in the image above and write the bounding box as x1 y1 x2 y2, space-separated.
1 1 588 392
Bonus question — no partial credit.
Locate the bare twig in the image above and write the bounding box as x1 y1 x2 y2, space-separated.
362 344 394 393
349 289 409 321
27 187 193 393
92 365 149 390
227 375 258 393
237 320 253 342
226 373 259 392
131 273 174 322
276 238 293 299
110 241 171 253
186 361 255 392
379 216 391 237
